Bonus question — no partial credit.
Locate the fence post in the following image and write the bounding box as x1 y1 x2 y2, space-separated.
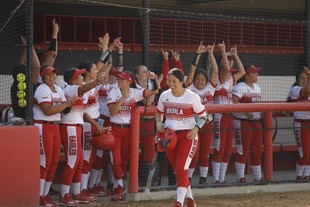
129 107 141 193
263 111 273 181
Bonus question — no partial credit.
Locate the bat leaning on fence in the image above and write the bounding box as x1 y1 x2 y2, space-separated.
144 149 159 193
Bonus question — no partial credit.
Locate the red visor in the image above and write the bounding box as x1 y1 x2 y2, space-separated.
116 72 133 83
246 65 261 74
40 66 58 77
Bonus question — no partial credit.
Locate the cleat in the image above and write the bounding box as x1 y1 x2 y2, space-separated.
81 189 97 202
112 185 126 201
39 196 56 207
187 197 197 207
45 195 58 206
238 178 246 183
72 193 91 203
173 201 183 207
59 194 78 207
199 177 207 185
88 185 110 197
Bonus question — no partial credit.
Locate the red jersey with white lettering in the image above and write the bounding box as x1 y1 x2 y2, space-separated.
232 82 262 120
107 87 145 124
33 83 66 121
61 84 85 124
214 75 235 105
188 82 216 106
290 86 310 119
157 89 206 130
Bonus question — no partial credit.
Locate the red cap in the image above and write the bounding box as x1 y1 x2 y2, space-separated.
64 68 86 84
40 66 58 77
246 65 261 74
109 68 122 76
115 72 133 83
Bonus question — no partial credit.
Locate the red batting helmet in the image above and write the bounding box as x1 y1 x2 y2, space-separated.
157 128 177 152
92 132 115 150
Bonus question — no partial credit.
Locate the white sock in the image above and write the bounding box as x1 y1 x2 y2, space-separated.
96 169 104 186
219 162 228 182
80 173 90 191
114 179 123 189
71 182 81 195
43 181 52 196
186 186 193 199
251 165 262 180
88 169 99 188
303 165 310 177
235 162 245 179
212 161 220 182
176 187 187 205
199 166 208 178
188 168 195 178
296 163 304 177
40 179 45 196
61 185 70 197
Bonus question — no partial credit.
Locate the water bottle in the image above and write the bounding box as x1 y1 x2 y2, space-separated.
7 108 14 124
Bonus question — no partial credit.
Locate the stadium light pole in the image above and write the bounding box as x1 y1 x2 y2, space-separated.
141 0 150 68
25 0 33 125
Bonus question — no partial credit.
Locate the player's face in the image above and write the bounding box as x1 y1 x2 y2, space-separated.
43 72 57 86
118 78 130 89
136 66 148 81
194 73 207 90
88 64 98 80
248 72 258 83
298 72 308 87
167 74 183 91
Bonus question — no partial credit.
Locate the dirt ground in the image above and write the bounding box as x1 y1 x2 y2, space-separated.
88 190 310 207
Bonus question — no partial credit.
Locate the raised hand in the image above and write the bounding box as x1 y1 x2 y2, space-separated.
96 72 106 85
303 66 310 76
171 50 180 61
52 18 59 38
218 41 226 52
206 43 215 54
98 33 110 52
196 41 207 54
161 49 169 60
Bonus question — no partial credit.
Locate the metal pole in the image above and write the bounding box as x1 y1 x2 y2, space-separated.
141 0 150 67
306 0 310 67
25 0 33 125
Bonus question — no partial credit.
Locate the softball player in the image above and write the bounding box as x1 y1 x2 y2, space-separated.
34 66 76 207
212 43 245 184
289 66 310 180
107 71 158 201
155 68 211 207
186 43 218 185
78 61 107 200
232 65 263 183
88 67 120 195
59 67 105 206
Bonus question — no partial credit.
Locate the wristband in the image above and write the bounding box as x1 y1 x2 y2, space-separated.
191 53 201 66
150 78 158 90
99 50 111 64
48 38 57 51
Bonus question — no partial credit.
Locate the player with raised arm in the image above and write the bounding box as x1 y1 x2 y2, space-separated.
212 42 245 184
186 42 218 186
107 71 159 201
155 68 212 207
58 67 106 206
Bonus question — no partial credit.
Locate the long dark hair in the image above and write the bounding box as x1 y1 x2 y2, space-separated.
287 70 304 102
168 68 187 88
79 60 95 78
